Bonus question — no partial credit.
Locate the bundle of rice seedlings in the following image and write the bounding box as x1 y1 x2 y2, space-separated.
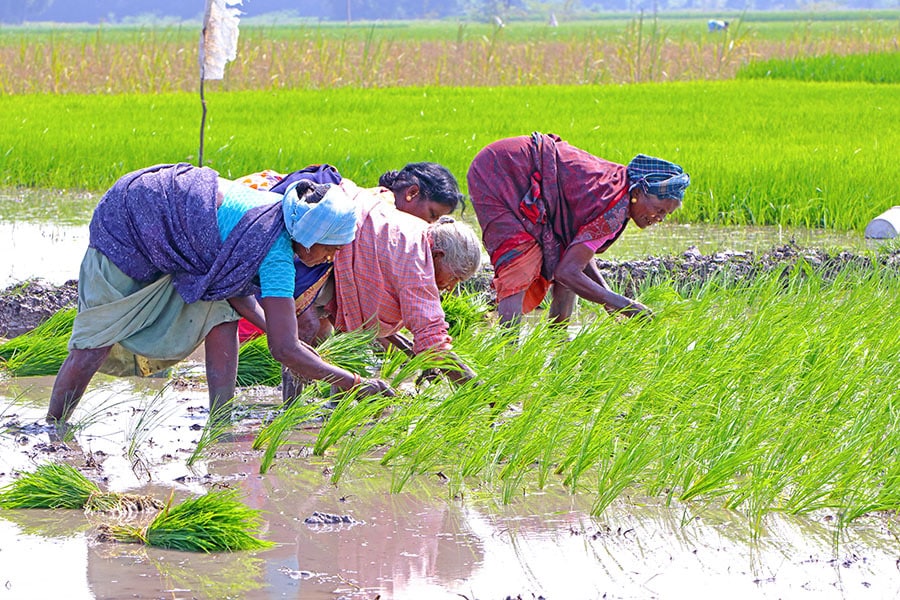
0 308 75 376
97 489 274 552
236 336 280 387
441 291 490 336
84 492 165 517
0 463 98 509
317 327 378 375
237 328 378 388
0 463 164 515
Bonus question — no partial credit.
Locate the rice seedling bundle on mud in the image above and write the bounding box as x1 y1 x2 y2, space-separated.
0 308 74 377
1 464 272 552
0 463 162 515
96 489 273 552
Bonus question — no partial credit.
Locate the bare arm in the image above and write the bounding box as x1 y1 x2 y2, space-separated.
228 296 267 332
554 244 650 318
583 257 612 291
379 333 415 358
261 296 394 395
381 333 476 385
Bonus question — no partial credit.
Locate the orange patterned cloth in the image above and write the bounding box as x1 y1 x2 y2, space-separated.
236 170 285 191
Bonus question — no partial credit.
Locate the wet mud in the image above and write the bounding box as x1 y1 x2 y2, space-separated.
3 244 897 338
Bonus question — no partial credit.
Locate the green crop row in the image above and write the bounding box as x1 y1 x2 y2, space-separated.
1 80 896 231
738 51 900 83
263 262 900 528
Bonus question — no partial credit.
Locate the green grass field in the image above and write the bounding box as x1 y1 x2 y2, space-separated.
1 80 896 230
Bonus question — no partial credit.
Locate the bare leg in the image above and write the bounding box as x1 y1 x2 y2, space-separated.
497 291 525 325
548 283 577 324
295 307 320 345
204 320 238 420
48 346 113 424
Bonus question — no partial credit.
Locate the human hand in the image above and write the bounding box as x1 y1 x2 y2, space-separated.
622 301 653 321
356 377 396 398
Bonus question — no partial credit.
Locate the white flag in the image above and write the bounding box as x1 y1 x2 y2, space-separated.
200 0 242 80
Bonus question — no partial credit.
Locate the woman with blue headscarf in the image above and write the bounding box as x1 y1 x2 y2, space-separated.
48 163 394 427
467 132 690 324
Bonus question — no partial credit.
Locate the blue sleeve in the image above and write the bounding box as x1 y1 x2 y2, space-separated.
258 230 296 298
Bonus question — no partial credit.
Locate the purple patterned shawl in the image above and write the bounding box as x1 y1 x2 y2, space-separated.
89 163 285 303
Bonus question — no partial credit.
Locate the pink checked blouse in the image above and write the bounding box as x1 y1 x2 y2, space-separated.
332 181 452 354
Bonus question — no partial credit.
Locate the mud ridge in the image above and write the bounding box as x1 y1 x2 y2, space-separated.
2 244 898 339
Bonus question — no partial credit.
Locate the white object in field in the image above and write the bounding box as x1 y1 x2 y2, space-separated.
200 0 243 80
864 206 900 239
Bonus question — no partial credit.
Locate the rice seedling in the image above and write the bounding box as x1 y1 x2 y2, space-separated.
124 383 182 478
236 336 280 387
96 489 274 552
441 289 490 337
287 261 900 530
0 308 74 377
0 463 99 509
186 397 236 468
0 463 162 515
252 385 322 474
237 328 378 387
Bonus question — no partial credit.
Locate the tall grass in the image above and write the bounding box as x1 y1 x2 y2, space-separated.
296 262 900 530
1 17 897 93
1 82 897 231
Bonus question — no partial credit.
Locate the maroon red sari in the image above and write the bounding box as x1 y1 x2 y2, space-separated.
467 133 630 307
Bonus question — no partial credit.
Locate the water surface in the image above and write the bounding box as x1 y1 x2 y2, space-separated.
1 378 900 599
0 188 886 289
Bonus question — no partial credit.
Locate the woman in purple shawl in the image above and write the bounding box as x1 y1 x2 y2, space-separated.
467 133 690 324
48 163 393 427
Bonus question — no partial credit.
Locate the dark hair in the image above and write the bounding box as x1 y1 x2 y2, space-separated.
378 162 466 213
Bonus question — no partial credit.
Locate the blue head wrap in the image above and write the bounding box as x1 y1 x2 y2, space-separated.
626 154 690 201
282 181 358 248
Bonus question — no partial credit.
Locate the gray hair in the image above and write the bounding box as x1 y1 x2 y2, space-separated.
428 216 482 281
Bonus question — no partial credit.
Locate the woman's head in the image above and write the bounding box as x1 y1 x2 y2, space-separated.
379 162 465 223
625 154 690 229
427 216 483 291
282 180 358 264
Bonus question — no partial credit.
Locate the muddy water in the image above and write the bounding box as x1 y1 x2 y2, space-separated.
0 185 885 288
2 376 900 600
3 190 900 599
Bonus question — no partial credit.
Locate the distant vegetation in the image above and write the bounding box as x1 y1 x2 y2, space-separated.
0 15 897 93
738 51 900 83
0 14 897 232
1 81 897 231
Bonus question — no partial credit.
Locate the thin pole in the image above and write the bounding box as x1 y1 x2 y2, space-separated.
198 0 213 167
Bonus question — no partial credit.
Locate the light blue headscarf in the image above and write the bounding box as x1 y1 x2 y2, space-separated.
282 182 358 249
626 154 691 201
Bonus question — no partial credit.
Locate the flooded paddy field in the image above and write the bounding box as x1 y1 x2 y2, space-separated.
3 378 900 600
2 188 900 599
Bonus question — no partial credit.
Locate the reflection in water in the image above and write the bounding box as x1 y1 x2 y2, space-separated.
0 221 89 287
605 221 875 260
3 367 900 598
1 216 893 290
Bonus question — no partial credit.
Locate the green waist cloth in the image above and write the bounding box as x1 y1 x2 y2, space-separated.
70 248 239 370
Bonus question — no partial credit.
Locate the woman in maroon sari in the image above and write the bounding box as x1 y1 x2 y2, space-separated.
467 132 690 324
